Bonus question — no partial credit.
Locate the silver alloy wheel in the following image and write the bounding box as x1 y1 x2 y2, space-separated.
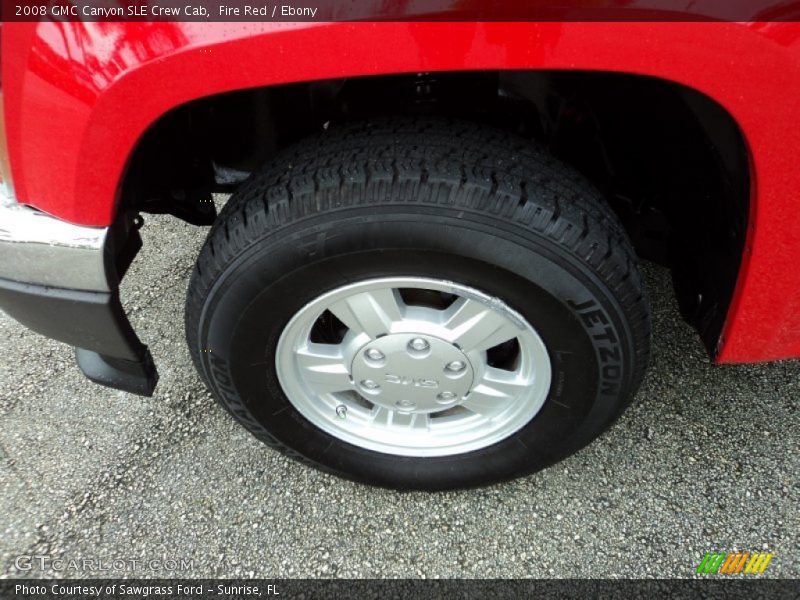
275 277 552 457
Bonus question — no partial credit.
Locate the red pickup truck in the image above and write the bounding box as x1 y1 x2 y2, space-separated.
1 10 799 489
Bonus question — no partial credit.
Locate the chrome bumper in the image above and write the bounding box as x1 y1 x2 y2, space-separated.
0 190 111 291
0 191 158 396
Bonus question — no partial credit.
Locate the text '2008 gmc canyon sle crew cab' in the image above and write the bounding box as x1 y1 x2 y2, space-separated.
1 4 799 489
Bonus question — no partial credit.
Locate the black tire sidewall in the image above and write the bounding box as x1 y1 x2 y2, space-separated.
196 208 636 489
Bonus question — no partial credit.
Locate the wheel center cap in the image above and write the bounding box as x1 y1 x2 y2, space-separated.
350 334 474 414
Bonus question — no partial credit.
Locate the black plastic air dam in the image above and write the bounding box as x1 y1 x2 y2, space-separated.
0 276 158 396
75 347 158 396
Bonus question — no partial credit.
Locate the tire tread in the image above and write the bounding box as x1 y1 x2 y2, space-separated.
186 117 650 418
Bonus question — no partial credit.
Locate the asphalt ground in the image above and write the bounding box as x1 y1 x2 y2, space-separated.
0 205 797 579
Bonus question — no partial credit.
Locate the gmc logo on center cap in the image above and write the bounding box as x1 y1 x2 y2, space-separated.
385 375 439 388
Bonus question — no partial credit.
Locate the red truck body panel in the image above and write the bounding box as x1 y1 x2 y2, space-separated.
3 19 800 364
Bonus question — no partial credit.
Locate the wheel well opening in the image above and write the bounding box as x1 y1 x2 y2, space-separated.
121 69 750 356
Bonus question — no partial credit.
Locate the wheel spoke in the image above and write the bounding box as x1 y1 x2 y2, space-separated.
390 411 431 432
443 297 520 353
296 343 353 394
461 367 527 416
328 288 404 339
410 412 431 432
369 405 393 427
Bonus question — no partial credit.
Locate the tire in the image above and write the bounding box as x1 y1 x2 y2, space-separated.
185 118 650 490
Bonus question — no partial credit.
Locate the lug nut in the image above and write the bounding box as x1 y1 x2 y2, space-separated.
445 360 466 373
365 348 385 361
360 379 380 390
395 400 417 412
436 391 458 403
408 338 429 352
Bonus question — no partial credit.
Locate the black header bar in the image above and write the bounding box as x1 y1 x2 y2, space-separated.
2 0 800 22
